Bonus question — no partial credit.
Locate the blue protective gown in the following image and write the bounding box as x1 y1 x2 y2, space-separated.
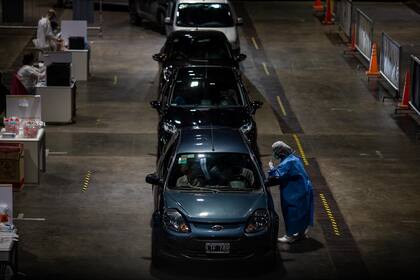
268 154 314 236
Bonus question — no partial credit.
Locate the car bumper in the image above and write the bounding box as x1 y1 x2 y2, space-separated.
154 226 275 262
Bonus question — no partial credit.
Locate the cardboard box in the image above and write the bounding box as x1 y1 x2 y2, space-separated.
0 143 24 184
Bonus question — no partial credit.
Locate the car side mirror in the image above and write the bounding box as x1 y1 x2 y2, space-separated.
236 53 247 62
164 17 172 25
236 17 244 26
150 100 161 110
265 176 280 187
146 173 163 186
250 100 263 114
152 53 165 62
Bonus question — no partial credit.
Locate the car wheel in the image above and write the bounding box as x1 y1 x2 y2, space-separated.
129 1 142 25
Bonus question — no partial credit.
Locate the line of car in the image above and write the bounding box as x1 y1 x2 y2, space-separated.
142 0 280 268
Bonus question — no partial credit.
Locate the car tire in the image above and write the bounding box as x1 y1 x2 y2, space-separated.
151 234 165 268
129 1 142 25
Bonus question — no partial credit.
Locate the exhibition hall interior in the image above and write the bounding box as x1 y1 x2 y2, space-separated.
0 0 420 279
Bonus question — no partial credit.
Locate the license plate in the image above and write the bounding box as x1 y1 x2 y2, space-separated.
205 242 230 254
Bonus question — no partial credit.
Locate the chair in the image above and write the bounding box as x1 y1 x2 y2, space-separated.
10 74 28 95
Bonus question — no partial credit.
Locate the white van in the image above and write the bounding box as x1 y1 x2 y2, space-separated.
164 0 243 53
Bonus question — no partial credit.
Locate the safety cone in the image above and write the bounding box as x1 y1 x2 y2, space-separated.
313 0 323 12
398 71 411 109
323 0 333 25
366 43 380 77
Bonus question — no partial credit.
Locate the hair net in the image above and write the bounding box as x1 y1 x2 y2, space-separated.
272 141 293 160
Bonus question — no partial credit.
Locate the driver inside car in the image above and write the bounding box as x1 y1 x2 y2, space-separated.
176 161 204 188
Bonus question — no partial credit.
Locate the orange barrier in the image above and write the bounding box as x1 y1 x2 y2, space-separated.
323 0 333 25
366 43 380 77
313 0 323 12
398 71 411 109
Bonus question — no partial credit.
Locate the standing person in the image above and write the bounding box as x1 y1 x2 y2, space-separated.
35 9 58 50
0 72 9 114
16 54 45 95
268 141 314 243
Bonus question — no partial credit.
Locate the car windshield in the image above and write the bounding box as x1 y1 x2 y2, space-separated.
176 3 234 27
167 35 231 61
168 153 262 192
170 67 243 107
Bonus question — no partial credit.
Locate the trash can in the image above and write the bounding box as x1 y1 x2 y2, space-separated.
0 143 24 190
1 0 24 23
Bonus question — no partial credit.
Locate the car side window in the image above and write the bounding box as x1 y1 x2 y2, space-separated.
161 135 178 175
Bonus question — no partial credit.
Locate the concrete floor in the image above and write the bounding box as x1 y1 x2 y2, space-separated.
1 1 420 279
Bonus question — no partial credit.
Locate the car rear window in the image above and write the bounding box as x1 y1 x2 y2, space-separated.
170 67 244 107
176 3 234 28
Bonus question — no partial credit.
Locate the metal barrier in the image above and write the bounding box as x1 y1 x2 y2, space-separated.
355 8 373 61
337 0 352 38
410 55 420 116
380 32 401 92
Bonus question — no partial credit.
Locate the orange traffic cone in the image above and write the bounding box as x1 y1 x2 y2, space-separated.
398 71 411 109
348 24 356 51
366 43 380 77
313 0 323 12
323 0 333 25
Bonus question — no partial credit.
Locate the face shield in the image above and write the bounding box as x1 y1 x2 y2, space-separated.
272 141 293 161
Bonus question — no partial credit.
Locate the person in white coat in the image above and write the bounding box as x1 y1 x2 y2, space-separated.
17 54 45 95
35 9 58 50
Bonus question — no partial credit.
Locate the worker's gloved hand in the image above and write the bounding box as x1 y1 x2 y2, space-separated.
269 160 274 170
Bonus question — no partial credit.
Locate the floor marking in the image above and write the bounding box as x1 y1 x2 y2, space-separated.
82 170 93 192
331 108 353 112
401 220 420 224
319 193 341 236
14 213 46 222
375 150 383 158
262 62 270 76
251 37 259 50
48 151 68 156
276 96 287 116
113 75 118 85
292 134 309 166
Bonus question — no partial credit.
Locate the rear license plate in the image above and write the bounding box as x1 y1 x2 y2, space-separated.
205 242 230 254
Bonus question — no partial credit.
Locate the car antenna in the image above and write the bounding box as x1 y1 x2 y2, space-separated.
210 123 215 152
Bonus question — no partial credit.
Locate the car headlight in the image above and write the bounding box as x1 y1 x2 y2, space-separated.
240 122 253 134
245 209 270 233
163 67 173 82
163 122 177 134
163 209 190 233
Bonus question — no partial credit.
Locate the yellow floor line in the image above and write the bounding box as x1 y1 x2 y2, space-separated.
319 193 341 236
82 170 92 192
251 37 259 50
292 134 309 166
276 96 287 116
113 75 118 85
262 62 270 76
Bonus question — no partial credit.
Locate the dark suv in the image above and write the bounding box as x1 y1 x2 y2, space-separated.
153 30 246 90
150 66 262 155
129 0 173 33
145 127 279 267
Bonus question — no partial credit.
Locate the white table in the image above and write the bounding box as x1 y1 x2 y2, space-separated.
0 129 46 185
36 81 77 124
0 234 18 278
68 49 89 81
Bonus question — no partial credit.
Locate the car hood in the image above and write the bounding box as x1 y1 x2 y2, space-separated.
163 107 252 128
165 191 267 223
163 59 237 69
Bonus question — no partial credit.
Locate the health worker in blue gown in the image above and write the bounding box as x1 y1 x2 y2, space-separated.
268 141 314 243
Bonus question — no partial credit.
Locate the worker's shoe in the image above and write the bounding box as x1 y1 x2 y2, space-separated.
277 234 298 243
